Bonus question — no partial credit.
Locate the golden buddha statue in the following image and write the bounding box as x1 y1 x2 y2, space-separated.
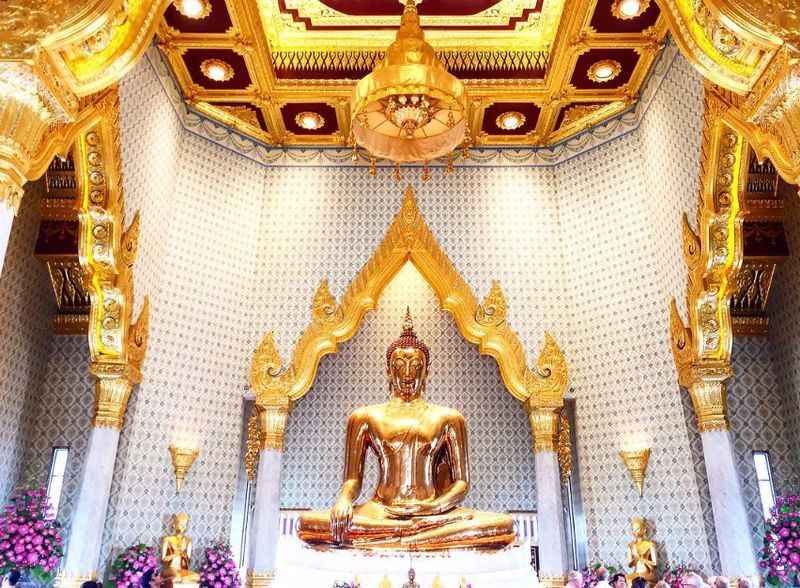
402 568 420 588
626 516 658 584
161 512 200 584
298 309 515 551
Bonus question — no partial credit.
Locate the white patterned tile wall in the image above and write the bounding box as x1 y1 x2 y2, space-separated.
280 263 537 511
21 336 93 536
556 55 714 569
99 121 266 561
728 337 800 550
0 180 54 501
251 164 564 364
768 184 800 487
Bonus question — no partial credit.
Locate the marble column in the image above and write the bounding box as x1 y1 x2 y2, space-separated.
529 407 569 586
689 377 757 577
247 402 290 588
0 201 14 275
58 374 136 588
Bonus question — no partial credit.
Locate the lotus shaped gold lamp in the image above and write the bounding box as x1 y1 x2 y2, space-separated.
169 444 199 493
619 447 650 497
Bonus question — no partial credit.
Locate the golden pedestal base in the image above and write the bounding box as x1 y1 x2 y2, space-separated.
539 574 568 588
246 570 276 588
55 573 97 588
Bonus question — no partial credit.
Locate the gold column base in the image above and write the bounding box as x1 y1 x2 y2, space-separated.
539 574 568 588
56 573 97 588
246 570 275 588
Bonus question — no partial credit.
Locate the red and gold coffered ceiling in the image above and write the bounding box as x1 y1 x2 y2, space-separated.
157 0 668 148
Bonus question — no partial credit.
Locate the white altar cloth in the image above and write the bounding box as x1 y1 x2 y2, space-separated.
273 537 539 588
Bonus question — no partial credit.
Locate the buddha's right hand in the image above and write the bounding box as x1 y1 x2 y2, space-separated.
331 497 353 543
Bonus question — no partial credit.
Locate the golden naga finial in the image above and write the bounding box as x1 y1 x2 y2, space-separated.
476 280 507 327
311 279 341 324
250 332 284 393
527 332 568 407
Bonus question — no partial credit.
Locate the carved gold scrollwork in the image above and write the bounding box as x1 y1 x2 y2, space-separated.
669 84 748 432
250 187 568 420
245 413 261 480
556 410 572 485
73 87 149 430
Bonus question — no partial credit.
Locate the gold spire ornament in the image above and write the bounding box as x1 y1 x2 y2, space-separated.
169 444 200 493
619 448 650 497
350 0 468 163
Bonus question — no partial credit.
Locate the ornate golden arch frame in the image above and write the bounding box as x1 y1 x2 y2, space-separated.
248 186 568 452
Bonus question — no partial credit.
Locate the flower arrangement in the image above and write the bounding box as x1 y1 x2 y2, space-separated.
108 544 159 588
0 487 64 585
581 562 620 588
660 562 701 588
760 494 800 587
199 542 240 588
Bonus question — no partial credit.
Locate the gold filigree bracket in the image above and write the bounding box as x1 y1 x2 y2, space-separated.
250 186 569 411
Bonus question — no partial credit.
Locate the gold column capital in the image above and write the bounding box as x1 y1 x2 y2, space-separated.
686 369 732 432
90 362 141 430
527 405 560 453
255 397 291 452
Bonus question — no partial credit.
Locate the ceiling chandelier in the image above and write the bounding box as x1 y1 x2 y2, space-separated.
350 0 468 165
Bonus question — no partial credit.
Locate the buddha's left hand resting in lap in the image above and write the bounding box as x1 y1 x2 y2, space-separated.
297 309 515 551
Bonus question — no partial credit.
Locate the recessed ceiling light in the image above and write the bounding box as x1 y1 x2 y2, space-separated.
612 0 649 20
495 111 526 131
174 0 212 19
295 111 325 130
588 59 622 83
201 58 234 82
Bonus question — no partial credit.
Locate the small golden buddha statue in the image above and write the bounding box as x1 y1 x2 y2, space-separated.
402 568 420 588
298 309 515 551
161 512 200 584
626 516 658 584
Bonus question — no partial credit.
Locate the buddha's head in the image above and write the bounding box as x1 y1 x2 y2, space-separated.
631 516 647 539
173 512 190 534
386 308 430 401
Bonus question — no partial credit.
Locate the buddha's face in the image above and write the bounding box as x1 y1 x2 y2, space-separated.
632 518 646 539
174 514 189 534
388 346 427 401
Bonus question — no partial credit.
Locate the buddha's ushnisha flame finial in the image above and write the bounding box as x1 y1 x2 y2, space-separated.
386 307 431 369
403 306 414 333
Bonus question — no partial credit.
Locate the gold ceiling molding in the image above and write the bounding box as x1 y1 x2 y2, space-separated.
157 0 669 149
669 83 748 432
257 0 566 52
656 0 800 184
657 0 782 93
73 87 150 427
250 186 568 413
1 0 170 97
